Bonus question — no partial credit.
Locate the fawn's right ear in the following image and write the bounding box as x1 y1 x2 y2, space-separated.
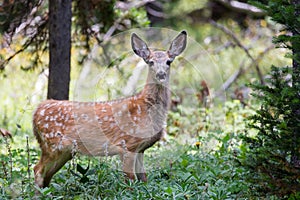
131 33 151 61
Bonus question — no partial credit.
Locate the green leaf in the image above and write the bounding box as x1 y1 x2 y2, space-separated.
77 163 89 175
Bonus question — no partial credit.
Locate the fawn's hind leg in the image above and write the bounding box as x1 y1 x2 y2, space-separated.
34 150 72 188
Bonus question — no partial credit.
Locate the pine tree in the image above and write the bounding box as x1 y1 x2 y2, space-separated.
242 0 300 197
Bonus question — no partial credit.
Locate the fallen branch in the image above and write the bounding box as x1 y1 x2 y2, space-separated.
115 0 155 11
213 0 266 17
210 20 265 85
219 45 273 93
222 59 246 91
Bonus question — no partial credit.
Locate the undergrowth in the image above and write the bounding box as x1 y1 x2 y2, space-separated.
0 100 256 200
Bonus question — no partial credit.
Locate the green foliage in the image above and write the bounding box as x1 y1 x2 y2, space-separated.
73 0 115 39
0 76 258 199
0 136 37 198
165 0 207 18
251 0 300 59
241 66 300 196
0 0 150 70
0 0 41 34
239 1 300 197
0 133 251 199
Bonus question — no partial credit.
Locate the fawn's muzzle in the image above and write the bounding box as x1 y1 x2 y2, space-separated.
156 72 166 82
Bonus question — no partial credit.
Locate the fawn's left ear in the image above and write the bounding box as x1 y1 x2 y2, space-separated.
131 33 151 61
168 31 187 60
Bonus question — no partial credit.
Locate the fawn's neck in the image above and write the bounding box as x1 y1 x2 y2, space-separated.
141 71 170 109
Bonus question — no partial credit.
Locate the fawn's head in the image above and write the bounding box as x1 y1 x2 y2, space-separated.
131 31 187 84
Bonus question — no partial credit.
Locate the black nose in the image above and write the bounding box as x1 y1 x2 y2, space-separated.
156 72 166 81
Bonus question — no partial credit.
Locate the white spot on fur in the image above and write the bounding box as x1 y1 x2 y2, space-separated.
55 122 63 127
43 123 49 128
120 139 127 150
58 140 63 150
137 105 142 115
55 132 62 137
110 122 116 128
81 114 89 120
117 111 122 117
72 113 78 119
103 116 108 121
40 109 45 116
129 129 134 134
51 144 58 152
122 104 127 110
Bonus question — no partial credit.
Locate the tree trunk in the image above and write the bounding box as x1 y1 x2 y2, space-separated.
47 0 72 100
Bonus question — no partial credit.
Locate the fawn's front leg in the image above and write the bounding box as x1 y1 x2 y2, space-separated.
121 151 147 181
121 151 136 180
135 152 147 182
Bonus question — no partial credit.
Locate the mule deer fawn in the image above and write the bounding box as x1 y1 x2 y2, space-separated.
33 31 187 188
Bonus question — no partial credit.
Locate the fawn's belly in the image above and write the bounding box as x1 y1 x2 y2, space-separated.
70 123 164 156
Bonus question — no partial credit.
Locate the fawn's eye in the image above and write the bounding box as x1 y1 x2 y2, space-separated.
166 60 172 65
148 60 154 66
